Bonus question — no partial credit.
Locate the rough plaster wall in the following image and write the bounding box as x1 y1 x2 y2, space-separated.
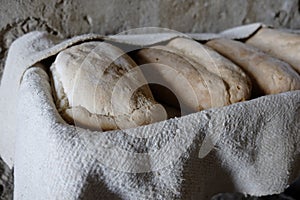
1 0 300 79
1 0 300 199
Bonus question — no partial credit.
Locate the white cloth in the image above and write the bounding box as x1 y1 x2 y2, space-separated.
0 24 300 199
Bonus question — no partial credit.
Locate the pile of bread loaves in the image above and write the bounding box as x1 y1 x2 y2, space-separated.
50 28 300 131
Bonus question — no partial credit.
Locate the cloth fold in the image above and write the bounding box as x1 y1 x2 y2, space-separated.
0 23 299 199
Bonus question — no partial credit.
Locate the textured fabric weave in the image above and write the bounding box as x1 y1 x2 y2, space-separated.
0 24 299 199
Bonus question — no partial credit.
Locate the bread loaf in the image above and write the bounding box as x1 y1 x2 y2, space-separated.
167 37 252 103
51 41 167 131
246 28 300 74
131 45 231 115
206 38 300 96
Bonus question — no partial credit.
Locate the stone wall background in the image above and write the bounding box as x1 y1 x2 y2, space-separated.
1 0 300 199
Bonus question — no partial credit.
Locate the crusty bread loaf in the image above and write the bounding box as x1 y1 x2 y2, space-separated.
246 28 300 74
131 45 231 115
206 38 300 96
167 37 252 103
51 41 167 131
